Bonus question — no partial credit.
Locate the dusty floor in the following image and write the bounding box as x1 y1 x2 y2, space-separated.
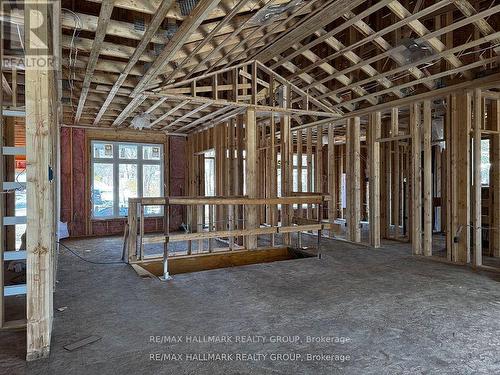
1 234 500 374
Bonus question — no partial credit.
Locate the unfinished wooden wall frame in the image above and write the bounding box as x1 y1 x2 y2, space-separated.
7 0 500 363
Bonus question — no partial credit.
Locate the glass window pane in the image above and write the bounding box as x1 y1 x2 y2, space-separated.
119 164 138 216
143 165 162 215
204 158 215 197
119 144 137 159
481 139 490 186
143 145 162 160
93 143 113 158
93 163 114 217
301 169 308 192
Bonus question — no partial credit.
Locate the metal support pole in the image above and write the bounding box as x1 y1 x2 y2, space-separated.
160 199 172 281
317 200 323 258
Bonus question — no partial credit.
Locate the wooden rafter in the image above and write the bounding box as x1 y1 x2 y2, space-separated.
112 93 148 127
74 0 114 124
150 100 191 127
58 0 500 130
131 0 222 96
215 0 332 71
93 0 176 125
387 0 470 78
311 5 500 102
453 0 500 48
163 0 250 83
253 0 366 63
317 31 500 102
1 74 12 96
161 102 212 130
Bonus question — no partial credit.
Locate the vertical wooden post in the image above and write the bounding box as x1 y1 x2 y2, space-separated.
423 100 432 256
368 112 381 248
245 108 258 249
346 117 361 242
457 91 472 264
316 125 323 219
338 144 344 219
25 0 58 360
306 128 313 218
327 125 336 237
391 108 400 236
445 95 455 260
490 100 500 258
383 122 391 238
228 120 235 248
410 102 422 255
281 88 292 245
473 89 482 266
270 114 277 246
297 130 303 217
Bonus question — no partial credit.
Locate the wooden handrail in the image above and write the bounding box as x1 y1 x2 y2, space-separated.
127 195 325 264
129 195 325 206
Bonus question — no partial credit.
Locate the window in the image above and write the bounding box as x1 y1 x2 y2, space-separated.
277 153 314 197
481 139 490 186
91 141 164 218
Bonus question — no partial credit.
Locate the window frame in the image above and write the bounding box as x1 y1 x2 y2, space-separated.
90 140 164 219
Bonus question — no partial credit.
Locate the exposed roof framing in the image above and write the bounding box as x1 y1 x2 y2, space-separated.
53 0 500 131
73 0 114 124
93 0 176 125
131 0 223 96
214 0 334 71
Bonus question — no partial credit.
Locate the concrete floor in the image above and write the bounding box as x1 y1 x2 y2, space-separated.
1 235 500 374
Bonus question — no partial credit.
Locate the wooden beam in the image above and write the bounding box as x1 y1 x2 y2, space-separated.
387 0 468 77
2 73 12 96
410 102 422 255
112 94 148 127
423 100 432 256
327 125 336 236
330 56 497 111
391 108 400 236
151 92 339 119
74 0 114 124
281 87 292 245
456 91 472 263
368 112 381 248
489 100 500 258
346 117 361 242
224 0 330 69
320 72 500 126
132 0 222 96
254 0 366 63
284 0 450 79
163 102 211 131
245 108 258 249
473 88 482 266
93 0 175 125
453 0 500 47
25 0 58 360
163 0 250 82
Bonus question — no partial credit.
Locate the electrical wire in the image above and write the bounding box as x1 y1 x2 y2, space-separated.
0 167 27 195
62 8 82 113
58 241 125 265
